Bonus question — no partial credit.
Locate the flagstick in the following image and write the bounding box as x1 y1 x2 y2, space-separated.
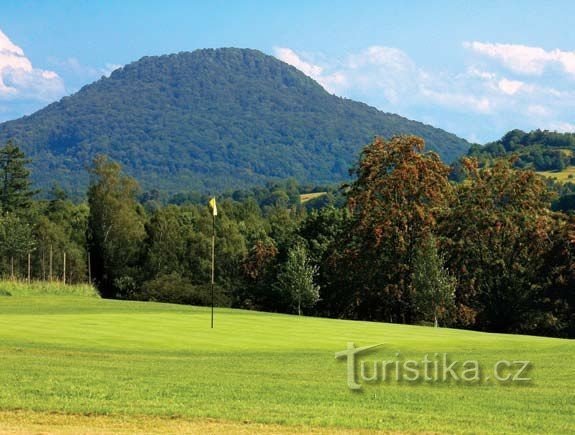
211 211 215 329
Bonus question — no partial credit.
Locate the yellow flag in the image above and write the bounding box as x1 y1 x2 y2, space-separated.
209 197 217 216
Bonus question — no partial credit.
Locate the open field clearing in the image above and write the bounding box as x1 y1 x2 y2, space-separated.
299 192 327 203
0 292 573 433
537 165 575 182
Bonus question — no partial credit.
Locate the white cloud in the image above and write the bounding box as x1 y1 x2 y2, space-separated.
0 28 64 100
464 41 575 77
102 63 122 76
527 104 550 117
421 88 492 113
497 78 525 95
550 121 575 133
49 57 121 81
274 47 322 77
467 67 496 80
348 46 414 71
274 44 575 143
273 47 345 93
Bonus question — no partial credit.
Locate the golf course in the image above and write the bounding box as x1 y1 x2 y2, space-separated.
0 284 573 434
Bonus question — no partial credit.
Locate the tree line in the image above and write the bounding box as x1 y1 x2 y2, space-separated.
0 137 573 338
468 128 575 171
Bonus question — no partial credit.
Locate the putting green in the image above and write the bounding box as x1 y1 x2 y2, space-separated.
0 295 573 433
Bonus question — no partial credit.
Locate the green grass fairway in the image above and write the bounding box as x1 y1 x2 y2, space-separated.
0 295 573 433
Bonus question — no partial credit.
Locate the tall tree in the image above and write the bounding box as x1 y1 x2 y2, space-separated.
440 158 556 332
0 140 35 213
0 213 35 278
412 233 456 327
344 135 453 322
273 242 320 316
87 155 146 298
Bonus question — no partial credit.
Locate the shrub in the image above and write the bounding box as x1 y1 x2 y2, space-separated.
138 273 230 306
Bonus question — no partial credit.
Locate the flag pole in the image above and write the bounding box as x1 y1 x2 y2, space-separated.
211 210 215 329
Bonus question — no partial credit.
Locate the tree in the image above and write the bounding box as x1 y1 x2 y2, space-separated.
0 213 35 278
0 140 35 213
440 158 556 331
34 196 88 283
344 136 453 322
412 233 456 327
87 155 146 298
240 237 279 310
297 206 353 318
273 243 320 315
144 205 191 278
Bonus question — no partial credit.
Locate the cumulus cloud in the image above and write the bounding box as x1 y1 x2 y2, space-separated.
273 47 346 93
274 48 322 78
48 56 121 82
274 44 575 142
464 41 575 77
550 121 575 133
0 28 65 101
497 78 526 95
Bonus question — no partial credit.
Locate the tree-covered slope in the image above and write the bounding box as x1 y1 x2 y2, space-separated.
0 48 470 194
468 129 575 171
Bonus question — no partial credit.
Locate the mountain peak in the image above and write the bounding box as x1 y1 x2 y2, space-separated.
0 48 470 194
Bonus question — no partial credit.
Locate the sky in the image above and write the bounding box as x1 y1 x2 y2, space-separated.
1 0 575 143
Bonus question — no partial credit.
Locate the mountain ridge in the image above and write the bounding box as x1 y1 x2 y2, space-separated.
0 48 471 194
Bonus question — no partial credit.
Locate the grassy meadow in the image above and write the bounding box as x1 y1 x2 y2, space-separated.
299 192 327 203
0 285 573 433
537 165 575 182
0 280 99 297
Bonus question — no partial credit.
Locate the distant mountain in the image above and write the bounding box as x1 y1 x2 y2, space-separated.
468 129 575 171
0 48 471 194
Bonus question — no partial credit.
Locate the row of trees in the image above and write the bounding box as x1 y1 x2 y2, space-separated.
468 129 575 171
1 137 573 338
0 141 88 283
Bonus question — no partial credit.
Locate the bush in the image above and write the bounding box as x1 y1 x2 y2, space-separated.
138 273 230 306
0 280 98 297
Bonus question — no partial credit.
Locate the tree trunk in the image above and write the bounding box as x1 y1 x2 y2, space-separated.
49 245 53 281
63 252 66 284
87 251 92 283
41 248 46 281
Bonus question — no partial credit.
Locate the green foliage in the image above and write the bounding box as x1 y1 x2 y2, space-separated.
440 158 561 332
553 192 575 213
0 49 469 195
412 233 456 326
0 140 35 213
138 272 229 306
0 138 572 338
87 155 146 297
343 136 454 322
0 280 98 297
33 191 89 282
0 213 35 260
468 128 575 171
273 243 320 315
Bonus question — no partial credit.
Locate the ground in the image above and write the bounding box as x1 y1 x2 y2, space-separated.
0 289 573 433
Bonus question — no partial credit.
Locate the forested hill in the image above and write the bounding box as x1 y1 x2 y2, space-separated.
0 48 470 194
468 129 575 171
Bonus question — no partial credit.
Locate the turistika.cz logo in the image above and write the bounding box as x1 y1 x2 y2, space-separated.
335 342 531 390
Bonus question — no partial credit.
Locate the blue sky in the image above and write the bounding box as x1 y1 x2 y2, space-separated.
1 0 575 143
